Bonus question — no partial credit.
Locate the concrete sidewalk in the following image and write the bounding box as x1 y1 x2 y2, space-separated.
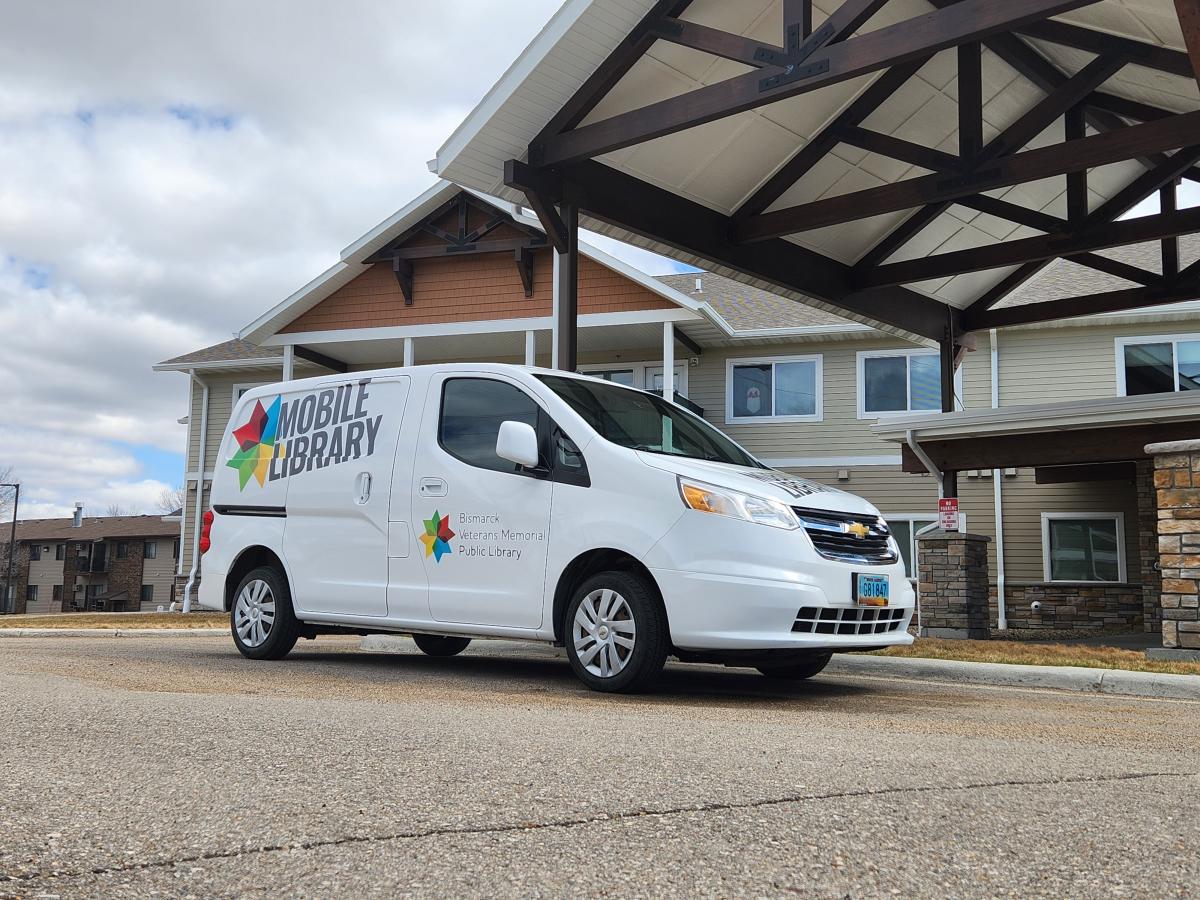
0 628 228 638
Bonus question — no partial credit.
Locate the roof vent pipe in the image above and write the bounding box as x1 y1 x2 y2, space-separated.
693 277 703 293
72 503 83 528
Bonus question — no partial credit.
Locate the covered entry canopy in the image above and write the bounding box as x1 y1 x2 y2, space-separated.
433 0 1200 346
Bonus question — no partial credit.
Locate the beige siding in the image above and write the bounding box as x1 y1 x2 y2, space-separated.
26 548 66 613
140 538 180 610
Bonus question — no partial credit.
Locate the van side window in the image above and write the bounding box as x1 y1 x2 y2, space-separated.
439 379 541 474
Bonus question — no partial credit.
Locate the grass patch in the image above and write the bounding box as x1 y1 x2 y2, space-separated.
878 637 1200 677
0 612 226 630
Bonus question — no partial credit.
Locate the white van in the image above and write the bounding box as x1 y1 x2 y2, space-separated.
200 364 915 692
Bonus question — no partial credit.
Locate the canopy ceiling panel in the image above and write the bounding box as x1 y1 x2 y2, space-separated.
435 0 1200 343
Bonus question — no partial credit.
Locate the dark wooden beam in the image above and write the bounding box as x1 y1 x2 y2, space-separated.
837 126 962 172
505 158 956 341
516 247 535 298
649 18 784 68
534 0 695 147
389 237 548 261
856 206 1200 289
673 326 703 357
463 215 506 245
534 0 1098 167
1085 91 1172 123
738 110 1200 241
964 276 1200 330
1162 179 1180 279
902 423 1200 472
958 41 983 161
519 191 568 255
954 195 1067 233
736 58 927 220
1179 0 1200 86
555 204 580 371
1036 463 1136 484
392 256 413 306
293 345 348 374
784 0 814 43
1016 18 1195 79
1071 253 1161 287
1065 102 1089 225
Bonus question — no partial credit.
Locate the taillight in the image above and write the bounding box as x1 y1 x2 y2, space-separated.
200 509 215 555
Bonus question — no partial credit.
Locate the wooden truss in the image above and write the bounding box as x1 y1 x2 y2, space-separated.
365 192 548 305
508 0 1200 346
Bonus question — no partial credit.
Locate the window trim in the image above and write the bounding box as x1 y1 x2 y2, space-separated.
28 543 42 561
856 349 961 420
141 584 154 604
1115 333 1200 396
144 541 158 560
725 354 824 425
1040 512 1127 584
577 360 689 395
26 584 39 603
886 513 966 579
232 382 272 407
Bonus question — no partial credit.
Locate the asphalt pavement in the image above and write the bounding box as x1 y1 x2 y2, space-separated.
1 633 1197 898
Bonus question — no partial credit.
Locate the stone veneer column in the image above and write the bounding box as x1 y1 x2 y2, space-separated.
1147 440 1200 650
916 529 992 639
1135 459 1163 634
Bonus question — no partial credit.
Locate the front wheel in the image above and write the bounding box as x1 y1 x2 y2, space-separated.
413 634 471 657
231 566 300 661
757 652 833 681
565 570 668 693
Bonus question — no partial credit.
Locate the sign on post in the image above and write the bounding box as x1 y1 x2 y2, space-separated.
939 497 960 532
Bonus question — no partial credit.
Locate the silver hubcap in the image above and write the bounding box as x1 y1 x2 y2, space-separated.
234 579 276 648
572 588 636 678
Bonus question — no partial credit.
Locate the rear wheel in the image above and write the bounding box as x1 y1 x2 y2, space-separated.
756 652 832 681
230 566 300 661
565 570 667 693
413 634 472 657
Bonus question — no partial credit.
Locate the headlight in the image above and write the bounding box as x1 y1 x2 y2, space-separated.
678 477 799 530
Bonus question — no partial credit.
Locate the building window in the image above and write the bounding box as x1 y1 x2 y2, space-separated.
858 350 952 418
87 584 104 599
1042 513 1126 583
588 369 636 387
1117 335 1200 395
28 544 41 561
172 539 180 559
885 517 939 578
726 355 822 423
116 541 129 560
26 584 38 604
55 544 65 560
144 541 158 559
141 584 154 604
53 585 63 604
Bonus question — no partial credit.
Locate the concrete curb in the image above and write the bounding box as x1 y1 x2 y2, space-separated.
828 654 1200 701
0 628 228 638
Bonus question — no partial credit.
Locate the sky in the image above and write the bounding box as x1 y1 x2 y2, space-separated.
0 0 695 520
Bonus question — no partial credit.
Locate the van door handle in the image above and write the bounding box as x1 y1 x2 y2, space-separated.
419 477 448 498
355 472 372 505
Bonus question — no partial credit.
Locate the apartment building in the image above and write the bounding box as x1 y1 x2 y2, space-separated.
5 509 181 614
155 183 1200 637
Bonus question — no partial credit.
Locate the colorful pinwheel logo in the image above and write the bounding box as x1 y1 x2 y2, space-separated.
227 396 283 490
420 511 455 562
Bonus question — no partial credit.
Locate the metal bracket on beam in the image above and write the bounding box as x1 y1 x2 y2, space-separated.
760 57 830 91
759 19 835 79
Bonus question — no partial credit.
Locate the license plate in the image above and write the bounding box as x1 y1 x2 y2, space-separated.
854 573 890 607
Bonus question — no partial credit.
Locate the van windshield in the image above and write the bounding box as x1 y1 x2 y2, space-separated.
536 374 764 469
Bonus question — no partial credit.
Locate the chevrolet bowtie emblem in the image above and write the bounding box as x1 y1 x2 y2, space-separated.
844 522 870 539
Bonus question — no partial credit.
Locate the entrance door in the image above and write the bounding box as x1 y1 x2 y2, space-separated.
646 363 687 398
412 373 552 629
283 376 409 617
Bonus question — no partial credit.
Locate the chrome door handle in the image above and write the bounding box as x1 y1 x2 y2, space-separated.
355 472 372 505
419 477 448 497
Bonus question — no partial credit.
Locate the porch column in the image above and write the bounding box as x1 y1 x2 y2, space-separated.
282 345 294 381
1147 440 1200 653
403 337 415 368
939 330 959 499
917 529 991 639
552 204 579 371
661 323 675 400
525 330 536 367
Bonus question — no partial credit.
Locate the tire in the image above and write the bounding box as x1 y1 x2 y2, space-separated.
230 565 300 661
565 569 668 693
413 634 472 657
757 652 833 681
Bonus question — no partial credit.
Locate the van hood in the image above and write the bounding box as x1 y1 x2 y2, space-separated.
635 453 880 517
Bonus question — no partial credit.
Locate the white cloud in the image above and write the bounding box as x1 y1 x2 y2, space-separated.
0 0 566 515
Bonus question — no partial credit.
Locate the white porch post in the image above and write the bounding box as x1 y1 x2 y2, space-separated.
282 345 294 381
525 330 536 367
661 322 675 400
403 337 415 368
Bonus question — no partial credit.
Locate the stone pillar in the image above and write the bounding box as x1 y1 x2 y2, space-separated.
1135 459 1163 634
917 529 992 639
1147 441 1200 650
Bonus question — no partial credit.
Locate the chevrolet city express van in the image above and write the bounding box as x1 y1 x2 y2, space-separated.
199 364 914 692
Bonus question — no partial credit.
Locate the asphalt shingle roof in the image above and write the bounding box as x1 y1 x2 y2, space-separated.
657 272 850 330
15 515 180 543
158 338 282 367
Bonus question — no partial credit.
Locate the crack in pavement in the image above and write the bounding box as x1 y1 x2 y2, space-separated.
3 770 1194 886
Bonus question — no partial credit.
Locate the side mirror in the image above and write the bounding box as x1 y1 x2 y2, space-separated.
496 420 540 469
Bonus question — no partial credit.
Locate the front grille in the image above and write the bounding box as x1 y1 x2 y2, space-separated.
793 507 898 565
792 606 908 636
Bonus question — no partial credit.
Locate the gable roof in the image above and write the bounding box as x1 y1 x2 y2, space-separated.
155 338 283 370
16 515 180 543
